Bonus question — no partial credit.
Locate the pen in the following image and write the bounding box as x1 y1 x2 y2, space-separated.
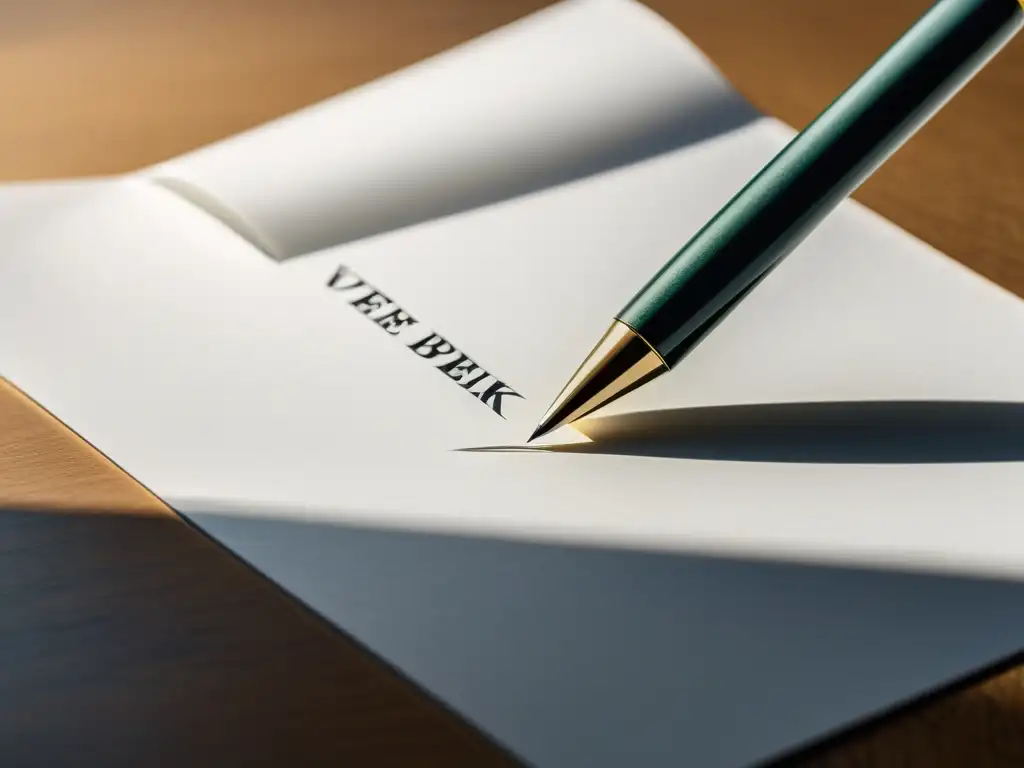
530 0 1023 442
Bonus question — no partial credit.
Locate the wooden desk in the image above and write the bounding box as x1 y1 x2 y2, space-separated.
0 2 1021 765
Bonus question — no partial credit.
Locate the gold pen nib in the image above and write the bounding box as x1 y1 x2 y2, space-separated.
528 320 668 442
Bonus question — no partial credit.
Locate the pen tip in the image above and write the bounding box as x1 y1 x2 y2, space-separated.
527 321 669 446
526 425 550 444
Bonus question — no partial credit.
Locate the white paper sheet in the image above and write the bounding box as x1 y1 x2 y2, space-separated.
147 0 756 260
4 118 1024 579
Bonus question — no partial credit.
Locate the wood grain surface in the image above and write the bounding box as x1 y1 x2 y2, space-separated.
0 1 1021 765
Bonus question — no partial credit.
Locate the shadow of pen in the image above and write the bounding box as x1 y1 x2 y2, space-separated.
462 401 1024 464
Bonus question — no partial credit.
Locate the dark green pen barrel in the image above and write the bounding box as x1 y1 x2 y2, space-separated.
619 0 1023 365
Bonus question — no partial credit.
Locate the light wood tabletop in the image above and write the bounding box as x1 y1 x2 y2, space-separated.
0 1 1022 765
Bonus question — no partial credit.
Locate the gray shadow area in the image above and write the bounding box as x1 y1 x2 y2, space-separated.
553 400 1024 463
188 510 1024 768
263 94 761 259
343 95 760 244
